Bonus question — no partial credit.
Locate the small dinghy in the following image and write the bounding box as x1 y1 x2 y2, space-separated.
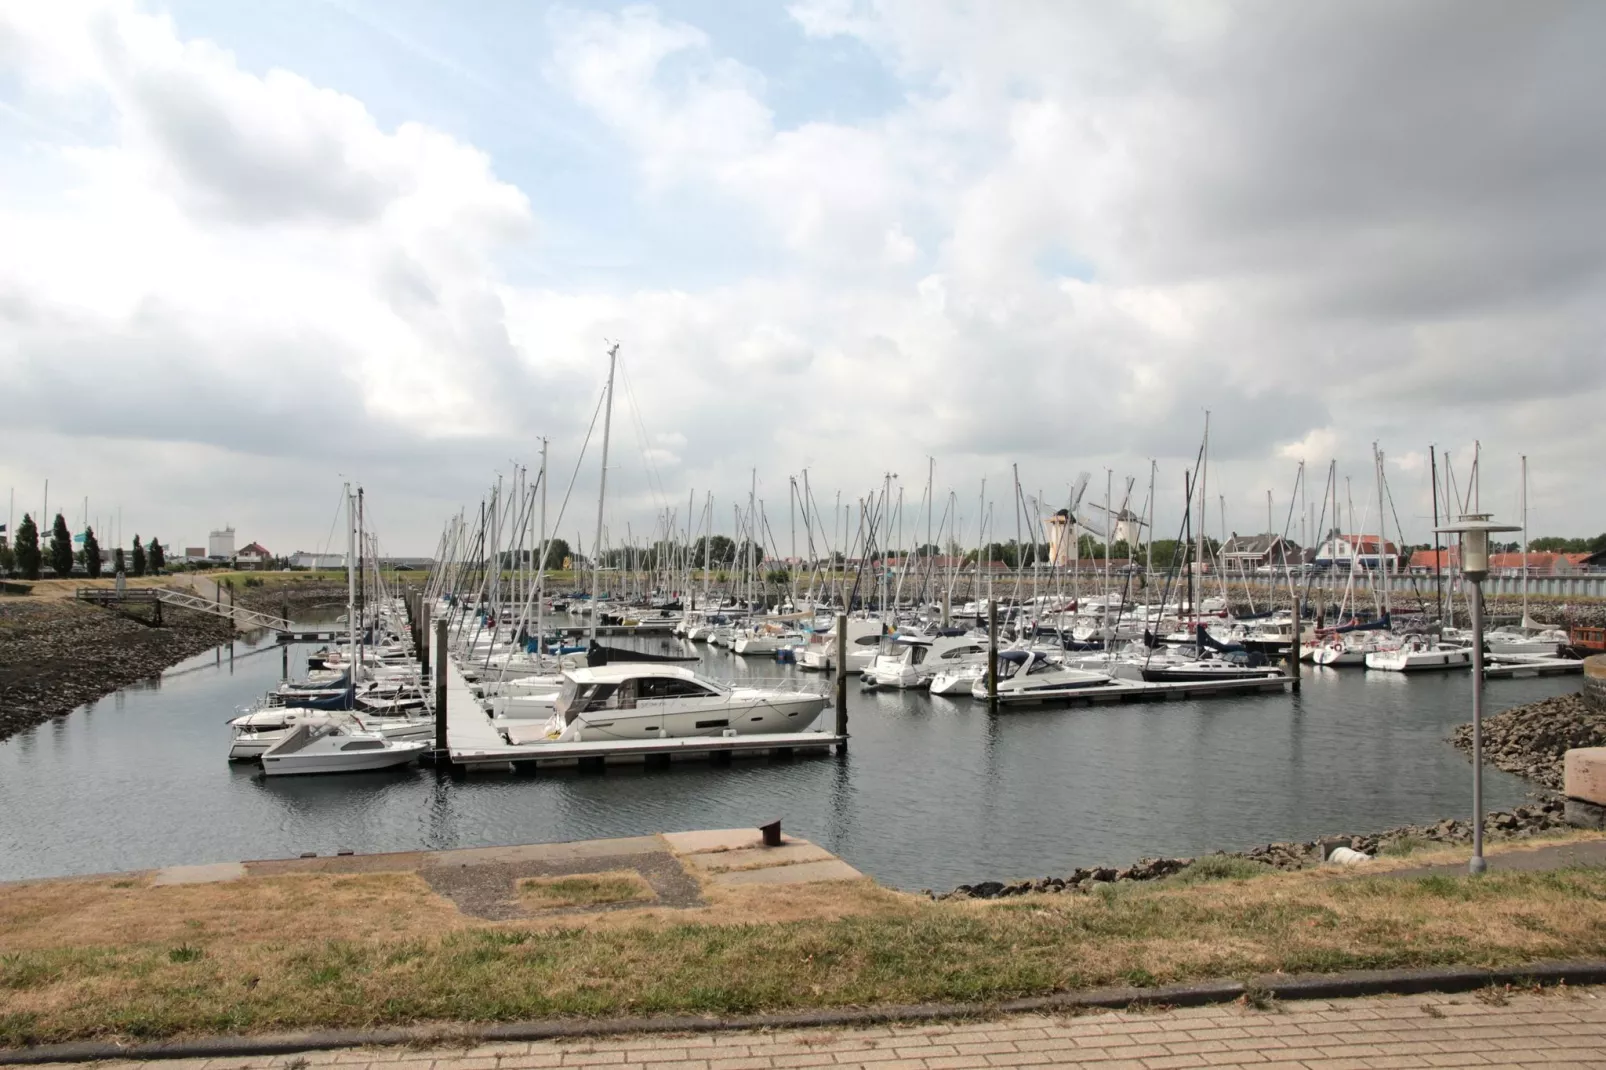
260 721 427 776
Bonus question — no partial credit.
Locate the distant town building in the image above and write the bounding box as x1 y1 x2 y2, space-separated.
1314 533 1400 572
1219 533 1301 571
236 541 272 568
184 546 206 560
208 527 236 560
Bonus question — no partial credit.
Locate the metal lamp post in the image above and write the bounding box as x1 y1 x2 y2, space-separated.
1434 513 1521 876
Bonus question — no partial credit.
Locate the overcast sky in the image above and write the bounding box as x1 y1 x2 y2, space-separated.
2 0 1603 557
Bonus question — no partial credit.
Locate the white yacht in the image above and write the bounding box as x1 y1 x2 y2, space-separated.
259 722 428 776
970 650 1119 702
509 665 827 744
797 619 885 673
228 708 433 760
862 633 987 690
1483 628 1569 657
1364 635 1472 672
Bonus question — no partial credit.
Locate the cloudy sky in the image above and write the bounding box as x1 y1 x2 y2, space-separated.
2 0 1603 558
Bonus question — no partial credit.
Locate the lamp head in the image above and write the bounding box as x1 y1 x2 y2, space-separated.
1434 513 1521 580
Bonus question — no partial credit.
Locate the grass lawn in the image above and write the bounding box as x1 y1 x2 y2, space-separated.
4 837 1606 1046
519 872 655 910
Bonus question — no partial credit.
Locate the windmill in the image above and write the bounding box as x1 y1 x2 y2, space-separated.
1043 471 1091 566
1084 476 1150 549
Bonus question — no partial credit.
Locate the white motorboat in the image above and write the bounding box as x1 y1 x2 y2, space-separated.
862 633 987 690
1364 635 1471 672
1483 628 1569 657
929 658 987 696
732 625 802 655
797 618 885 672
259 722 428 775
1310 638 1366 667
1138 652 1286 683
510 664 827 744
228 708 432 760
970 650 1119 702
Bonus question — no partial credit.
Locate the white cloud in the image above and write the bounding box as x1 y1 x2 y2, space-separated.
4 0 1606 552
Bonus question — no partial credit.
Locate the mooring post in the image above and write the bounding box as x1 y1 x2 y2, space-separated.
942 590 951 628
419 604 431 682
834 612 848 745
1288 603 1302 693
434 617 449 756
987 598 999 713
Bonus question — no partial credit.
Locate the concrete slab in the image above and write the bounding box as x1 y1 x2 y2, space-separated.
152 862 247 886
708 858 866 887
1566 747 1606 806
663 828 795 854
419 837 667 869
683 842 834 872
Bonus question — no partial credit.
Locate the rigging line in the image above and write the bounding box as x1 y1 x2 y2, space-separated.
614 353 672 519
316 484 347 561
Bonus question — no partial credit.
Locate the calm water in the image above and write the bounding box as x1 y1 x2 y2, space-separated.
0 623 1574 890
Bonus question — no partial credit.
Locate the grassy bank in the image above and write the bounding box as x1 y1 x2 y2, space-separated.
5 843 1606 1046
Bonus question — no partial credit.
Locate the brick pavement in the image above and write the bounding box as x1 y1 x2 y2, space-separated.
35 986 1606 1070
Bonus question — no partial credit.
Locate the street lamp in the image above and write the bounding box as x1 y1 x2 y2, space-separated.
1435 512 1522 876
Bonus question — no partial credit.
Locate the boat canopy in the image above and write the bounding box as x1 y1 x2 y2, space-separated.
1336 613 1392 634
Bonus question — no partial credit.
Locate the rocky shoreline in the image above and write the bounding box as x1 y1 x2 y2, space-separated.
1448 691 1606 790
0 599 235 742
930 798 1568 900
935 685 1606 900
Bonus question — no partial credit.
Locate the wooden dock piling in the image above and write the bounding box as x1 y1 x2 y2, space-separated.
834 612 848 748
986 598 999 713
434 618 448 755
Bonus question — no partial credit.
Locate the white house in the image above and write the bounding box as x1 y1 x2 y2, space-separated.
1314 533 1400 572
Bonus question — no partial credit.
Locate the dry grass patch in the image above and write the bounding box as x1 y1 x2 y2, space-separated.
5 865 1606 1047
0 873 460 951
518 872 654 910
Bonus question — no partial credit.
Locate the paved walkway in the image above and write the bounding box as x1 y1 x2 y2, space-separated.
42 985 1606 1070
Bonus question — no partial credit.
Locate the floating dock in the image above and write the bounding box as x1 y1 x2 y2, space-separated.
986 673 1295 708
1483 656 1585 679
441 656 844 769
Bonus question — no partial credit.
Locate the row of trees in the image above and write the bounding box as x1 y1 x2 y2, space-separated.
0 513 165 580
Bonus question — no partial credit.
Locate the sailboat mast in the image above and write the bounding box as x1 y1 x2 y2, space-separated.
536 439 548 653
345 483 356 683
589 343 619 644
1521 454 1529 628
1376 443 1389 620
1430 445 1443 623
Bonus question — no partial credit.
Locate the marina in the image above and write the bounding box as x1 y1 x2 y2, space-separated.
0 613 1579 891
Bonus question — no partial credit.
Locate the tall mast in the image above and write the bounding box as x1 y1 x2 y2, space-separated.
1146 459 1156 577
357 485 366 676
1376 443 1389 620
345 483 356 685
1430 445 1443 624
1521 454 1530 628
1197 411 1210 592
536 439 548 654
589 343 619 644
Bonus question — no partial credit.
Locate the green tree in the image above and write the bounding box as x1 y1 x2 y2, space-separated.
82 526 102 579
49 514 74 577
14 515 40 579
537 536 572 570
1591 533 1606 555
691 535 737 566
148 538 165 573
0 540 12 573
14 514 40 579
131 534 146 577
113 546 126 574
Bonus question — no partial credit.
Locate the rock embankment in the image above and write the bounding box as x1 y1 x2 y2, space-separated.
0 599 234 742
931 799 1566 900
1447 692 1606 790
228 582 353 619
